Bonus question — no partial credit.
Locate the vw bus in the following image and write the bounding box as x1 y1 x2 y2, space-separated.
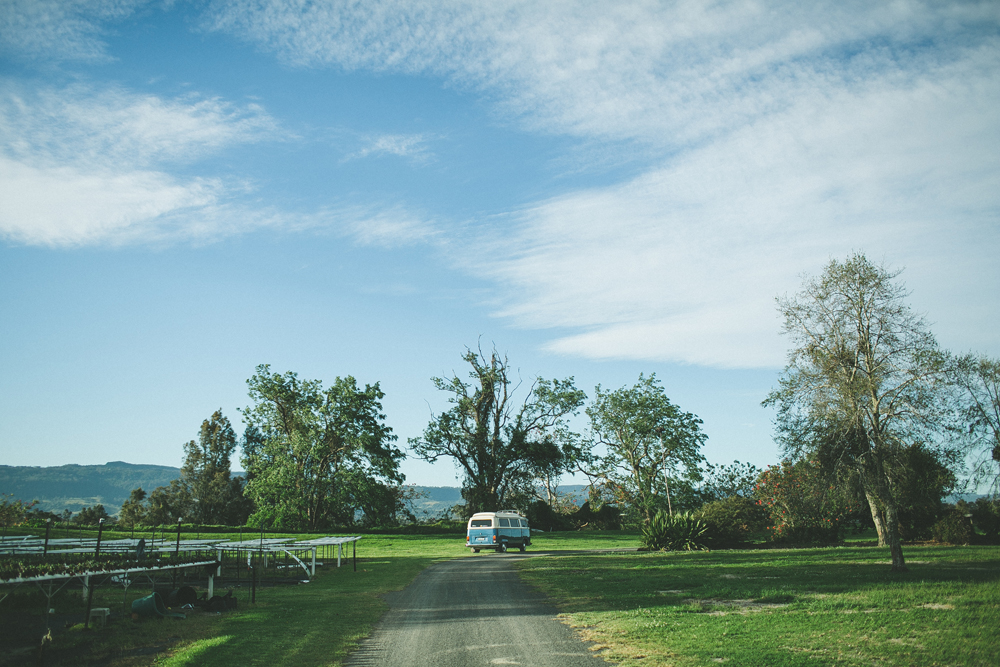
466 510 531 553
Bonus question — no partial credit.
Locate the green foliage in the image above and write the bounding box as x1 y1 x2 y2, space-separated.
964 497 1000 539
526 499 572 531
410 346 585 516
641 510 709 551
765 253 952 569
754 458 858 543
181 410 251 525
932 510 974 545
892 444 957 540
144 479 193 525
117 487 147 528
0 552 212 581
696 495 768 547
241 364 403 531
950 353 1000 495
73 504 111 526
570 500 622 530
586 374 706 524
699 460 761 503
0 494 36 528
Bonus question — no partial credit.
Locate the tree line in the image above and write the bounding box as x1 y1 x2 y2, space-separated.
3 253 998 570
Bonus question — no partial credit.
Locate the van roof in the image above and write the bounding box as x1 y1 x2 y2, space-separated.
470 510 524 518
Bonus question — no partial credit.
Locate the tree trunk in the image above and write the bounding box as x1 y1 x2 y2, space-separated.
883 501 907 572
864 489 888 547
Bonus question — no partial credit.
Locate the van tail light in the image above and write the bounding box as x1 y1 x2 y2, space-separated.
492 535 497 543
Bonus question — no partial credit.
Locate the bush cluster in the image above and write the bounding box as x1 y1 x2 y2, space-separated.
695 496 769 548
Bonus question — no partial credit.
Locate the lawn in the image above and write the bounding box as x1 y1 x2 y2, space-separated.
516 544 1000 666
10 528 992 667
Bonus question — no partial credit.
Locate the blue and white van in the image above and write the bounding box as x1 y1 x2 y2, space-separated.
466 510 531 553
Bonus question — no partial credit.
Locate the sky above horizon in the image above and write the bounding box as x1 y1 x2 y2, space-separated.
1 1 998 488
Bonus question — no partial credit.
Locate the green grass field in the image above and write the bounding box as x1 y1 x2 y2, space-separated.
516 544 1000 666
5 530 997 666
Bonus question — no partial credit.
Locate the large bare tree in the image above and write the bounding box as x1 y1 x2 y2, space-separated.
765 253 949 571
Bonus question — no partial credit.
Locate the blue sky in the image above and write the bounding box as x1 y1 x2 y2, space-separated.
1 1 998 488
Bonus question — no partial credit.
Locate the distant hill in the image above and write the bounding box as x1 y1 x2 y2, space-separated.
0 461 181 515
1 462 590 519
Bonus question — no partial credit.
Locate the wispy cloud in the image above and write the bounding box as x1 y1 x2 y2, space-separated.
203 0 999 146
472 46 1000 366
0 0 148 62
202 0 1000 364
5 1 998 364
324 205 439 248
0 81 281 246
341 133 432 163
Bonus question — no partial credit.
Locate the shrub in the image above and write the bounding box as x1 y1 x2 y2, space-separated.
641 511 709 551
931 511 974 545
570 501 622 530
697 496 769 547
526 500 572 532
967 498 1000 539
754 458 857 544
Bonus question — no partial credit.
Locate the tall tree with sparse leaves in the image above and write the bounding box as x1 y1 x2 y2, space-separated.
764 253 951 571
181 409 249 525
950 353 1000 495
585 373 706 524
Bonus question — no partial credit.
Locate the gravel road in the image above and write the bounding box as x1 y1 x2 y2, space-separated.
345 553 610 666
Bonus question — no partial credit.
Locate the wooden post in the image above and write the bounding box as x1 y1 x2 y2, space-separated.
251 553 257 605
353 539 357 572
95 518 105 556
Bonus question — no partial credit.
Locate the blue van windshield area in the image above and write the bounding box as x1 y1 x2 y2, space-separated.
470 519 492 527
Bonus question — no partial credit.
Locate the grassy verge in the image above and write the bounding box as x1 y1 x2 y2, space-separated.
516 544 1000 666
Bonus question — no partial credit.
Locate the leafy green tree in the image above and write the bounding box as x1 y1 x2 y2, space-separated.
754 457 859 543
145 479 192 525
241 364 403 531
118 488 148 528
0 495 36 531
585 374 706 523
891 444 957 539
700 460 761 502
764 253 951 570
181 410 249 525
410 347 586 516
950 354 1000 495
74 504 111 526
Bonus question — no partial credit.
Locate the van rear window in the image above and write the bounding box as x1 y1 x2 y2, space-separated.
470 519 492 527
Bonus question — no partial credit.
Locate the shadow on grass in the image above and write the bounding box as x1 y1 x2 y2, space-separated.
518 545 1000 614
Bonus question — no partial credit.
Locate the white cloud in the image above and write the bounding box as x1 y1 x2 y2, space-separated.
0 81 282 246
327 205 439 248
470 47 1000 367
0 0 148 62
6 0 998 364
342 133 432 163
203 0 1000 146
